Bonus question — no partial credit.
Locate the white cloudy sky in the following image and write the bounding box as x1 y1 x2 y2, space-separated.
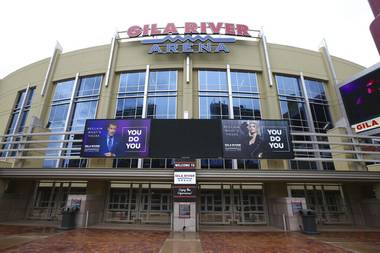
0 0 378 78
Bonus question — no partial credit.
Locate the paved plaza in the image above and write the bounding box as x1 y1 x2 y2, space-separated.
0 225 380 253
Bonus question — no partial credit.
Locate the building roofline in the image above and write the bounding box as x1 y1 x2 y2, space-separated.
1 168 379 183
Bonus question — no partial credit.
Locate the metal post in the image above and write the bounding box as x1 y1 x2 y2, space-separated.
138 65 150 168
186 56 190 83
319 39 363 163
221 184 225 224
104 33 119 87
56 73 80 168
41 42 62 96
260 29 274 87
226 64 238 170
299 72 323 170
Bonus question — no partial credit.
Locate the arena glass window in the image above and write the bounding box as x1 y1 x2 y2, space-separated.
199 70 261 170
275 75 334 171
44 75 102 168
1 87 35 157
114 70 177 169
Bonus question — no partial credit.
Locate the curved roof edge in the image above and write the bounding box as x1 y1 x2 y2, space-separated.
1 40 364 80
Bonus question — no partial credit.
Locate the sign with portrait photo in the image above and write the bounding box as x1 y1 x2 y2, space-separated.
81 119 151 158
221 120 294 159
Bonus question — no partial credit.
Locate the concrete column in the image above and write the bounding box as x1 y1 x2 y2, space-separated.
88 158 113 168
346 183 380 227
0 180 9 196
97 34 119 119
173 202 196 232
258 35 288 171
181 56 193 119
38 42 63 123
21 120 50 168
327 127 364 171
264 182 288 227
85 181 108 226
375 184 380 200
0 180 35 221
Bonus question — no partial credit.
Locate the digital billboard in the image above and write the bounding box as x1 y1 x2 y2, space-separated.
81 119 151 158
81 119 295 160
149 119 223 158
221 120 294 159
339 66 380 132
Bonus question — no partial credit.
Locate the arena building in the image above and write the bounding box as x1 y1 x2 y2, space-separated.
0 22 379 231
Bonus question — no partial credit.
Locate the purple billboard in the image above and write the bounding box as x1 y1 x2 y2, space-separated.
81 119 151 158
339 67 380 127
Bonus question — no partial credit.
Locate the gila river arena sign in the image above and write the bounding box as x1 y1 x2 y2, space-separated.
122 22 255 55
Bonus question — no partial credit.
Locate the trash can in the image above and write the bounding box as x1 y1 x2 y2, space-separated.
60 207 78 230
299 209 319 235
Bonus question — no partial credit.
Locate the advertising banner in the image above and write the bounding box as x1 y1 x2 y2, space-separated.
339 66 380 129
221 120 294 159
81 119 151 158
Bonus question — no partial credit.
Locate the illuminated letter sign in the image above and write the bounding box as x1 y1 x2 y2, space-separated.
141 35 235 54
122 22 255 55
126 22 253 38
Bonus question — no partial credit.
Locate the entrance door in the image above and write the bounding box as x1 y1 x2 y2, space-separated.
199 184 266 225
105 182 171 224
29 181 87 221
288 184 350 224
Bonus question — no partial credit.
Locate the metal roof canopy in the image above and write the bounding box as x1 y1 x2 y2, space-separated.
1 169 380 183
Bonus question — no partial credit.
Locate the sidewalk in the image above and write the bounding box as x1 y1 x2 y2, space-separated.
0 224 380 252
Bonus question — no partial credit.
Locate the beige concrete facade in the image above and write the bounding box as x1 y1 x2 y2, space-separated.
1 37 380 230
0 39 364 141
0 39 365 171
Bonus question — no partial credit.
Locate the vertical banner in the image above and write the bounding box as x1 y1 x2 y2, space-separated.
221 120 294 159
81 119 151 158
173 160 197 202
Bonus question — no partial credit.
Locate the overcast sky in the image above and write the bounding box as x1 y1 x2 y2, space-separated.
1 0 378 78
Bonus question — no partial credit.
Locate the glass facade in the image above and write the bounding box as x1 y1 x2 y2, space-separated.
199 70 261 169
0 67 337 172
114 70 177 168
1 87 35 157
44 75 102 168
276 75 334 170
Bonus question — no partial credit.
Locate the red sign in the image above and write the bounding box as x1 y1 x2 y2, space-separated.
353 117 380 133
126 22 252 38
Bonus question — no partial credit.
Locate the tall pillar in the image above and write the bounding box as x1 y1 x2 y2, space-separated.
375 183 380 200
182 56 193 119
97 34 119 119
258 31 288 170
0 180 35 221
264 182 288 228
85 181 108 226
327 127 364 171
38 42 63 122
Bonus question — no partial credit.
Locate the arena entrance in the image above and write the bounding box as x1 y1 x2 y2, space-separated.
29 181 87 221
198 183 267 226
104 182 172 224
287 184 351 224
